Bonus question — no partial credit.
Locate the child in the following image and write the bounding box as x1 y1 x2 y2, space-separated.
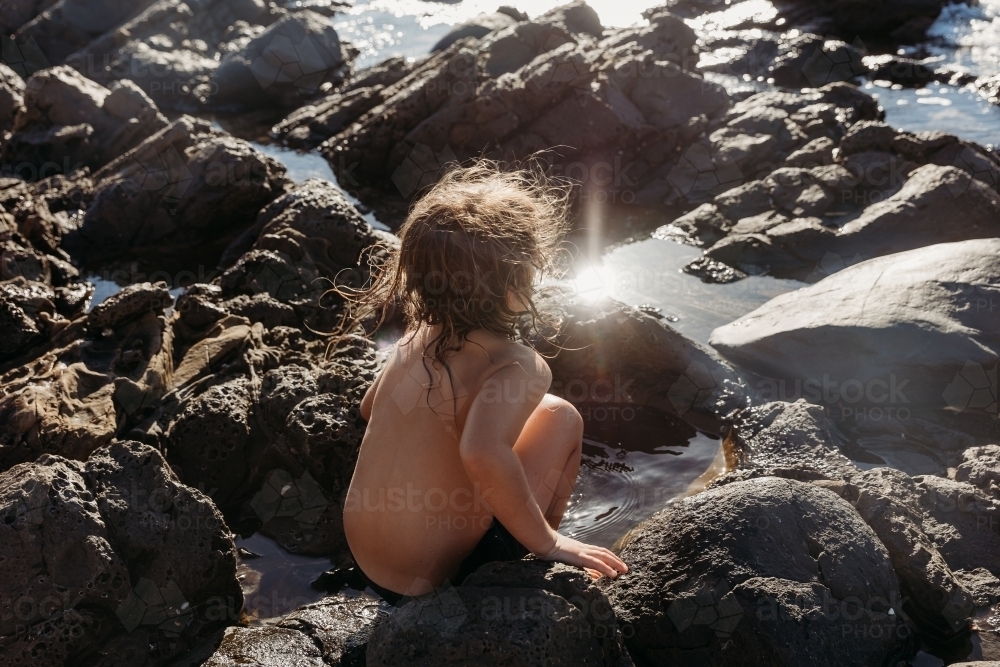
339 162 628 602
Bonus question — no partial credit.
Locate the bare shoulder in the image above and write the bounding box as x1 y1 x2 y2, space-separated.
484 338 551 385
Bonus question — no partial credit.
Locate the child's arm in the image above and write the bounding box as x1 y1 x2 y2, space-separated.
459 358 627 578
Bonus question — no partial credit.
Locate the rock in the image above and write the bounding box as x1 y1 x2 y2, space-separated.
1 66 169 176
709 239 1000 432
658 83 880 209
719 401 977 642
699 31 869 90
64 0 277 112
367 560 632 667
863 54 937 87
725 400 859 482
203 594 387 666
86 280 173 333
269 5 760 225
271 56 417 149
957 446 1000 499
62 116 290 265
204 626 328 667
0 277 58 363
915 474 1000 577
977 74 1000 107
217 178 390 333
767 0 955 42
0 282 173 471
835 468 975 642
671 120 1000 280
522 285 746 435
432 7 528 52
0 0 59 36
0 63 25 133
13 0 160 64
602 477 909 667
0 440 241 666
209 10 351 111
953 568 1000 608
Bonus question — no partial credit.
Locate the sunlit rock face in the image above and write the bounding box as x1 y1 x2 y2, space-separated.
709 238 1000 431
664 121 1000 281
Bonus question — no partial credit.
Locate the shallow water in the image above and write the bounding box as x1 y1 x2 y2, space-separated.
236 533 338 621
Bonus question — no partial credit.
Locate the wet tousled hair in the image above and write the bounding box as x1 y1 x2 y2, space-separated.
332 160 570 369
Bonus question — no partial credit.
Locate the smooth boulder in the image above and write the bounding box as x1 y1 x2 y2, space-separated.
709 239 1000 432
603 476 909 667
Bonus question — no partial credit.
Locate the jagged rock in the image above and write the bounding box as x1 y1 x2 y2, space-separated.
271 56 426 150
956 445 1000 499
0 283 172 471
768 0 955 42
0 276 58 362
368 560 632 667
717 401 977 641
86 281 172 333
270 4 762 224
203 594 387 667
522 285 746 435
831 469 975 642
209 10 351 111
62 116 290 264
698 31 869 90
709 239 1000 433
1 66 168 178
13 0 159 64
724 400 859 482
0 63 25 133
603 476 909 667
217 178 393 331
672 121 1000 280
0 0 59 36
953 568 1000 608
915 474 1000 577
0 440 241 666
64 0 275 111
432 7 528 52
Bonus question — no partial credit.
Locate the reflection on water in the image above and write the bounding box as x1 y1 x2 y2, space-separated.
236 533 334 621
566 237 805 345
562 433 724 548
85 274 184 312
335 0 655 68
872 81 1000 148
249 141 392 231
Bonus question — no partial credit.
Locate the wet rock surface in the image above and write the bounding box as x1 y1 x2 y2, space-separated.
0 440 241 666
201 593 386 667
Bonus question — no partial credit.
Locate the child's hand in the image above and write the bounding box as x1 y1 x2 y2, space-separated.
538 533 629 578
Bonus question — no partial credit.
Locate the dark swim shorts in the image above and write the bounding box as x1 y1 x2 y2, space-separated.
356 518 529 606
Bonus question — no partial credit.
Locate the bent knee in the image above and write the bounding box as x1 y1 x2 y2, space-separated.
538 394 584 436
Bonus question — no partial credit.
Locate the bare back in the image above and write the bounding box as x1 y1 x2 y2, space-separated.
343 325 546 596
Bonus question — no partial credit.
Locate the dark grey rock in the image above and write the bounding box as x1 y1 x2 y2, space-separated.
603 476 909 667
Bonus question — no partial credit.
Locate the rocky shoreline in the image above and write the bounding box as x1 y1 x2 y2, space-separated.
2 0 1000 665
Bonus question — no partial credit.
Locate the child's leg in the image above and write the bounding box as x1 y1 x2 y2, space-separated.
513 394 584 530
